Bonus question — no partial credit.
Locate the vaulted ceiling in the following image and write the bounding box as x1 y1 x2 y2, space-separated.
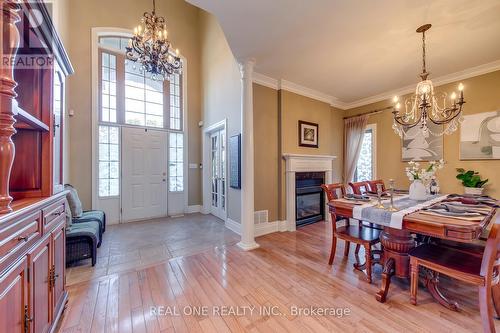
188 0 500 108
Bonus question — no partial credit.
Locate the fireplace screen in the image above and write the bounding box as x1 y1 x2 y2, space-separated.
296 193 322 220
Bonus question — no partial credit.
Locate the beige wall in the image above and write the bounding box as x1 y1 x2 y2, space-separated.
345 70 500 198
199 11 242 222
253 84 279 222
252 88 344 222
65 0 202 208
278 91 344 220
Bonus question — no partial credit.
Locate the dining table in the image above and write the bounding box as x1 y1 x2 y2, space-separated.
327 193 499 310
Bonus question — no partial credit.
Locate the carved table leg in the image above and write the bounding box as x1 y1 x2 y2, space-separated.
376 257 395 302
375 227 416 303
425 270 459 311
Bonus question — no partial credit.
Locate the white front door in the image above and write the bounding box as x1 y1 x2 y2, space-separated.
210 130 226 219
122 127 167 222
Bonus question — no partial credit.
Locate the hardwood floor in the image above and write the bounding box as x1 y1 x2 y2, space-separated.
66 214 240 285
58 220 500 333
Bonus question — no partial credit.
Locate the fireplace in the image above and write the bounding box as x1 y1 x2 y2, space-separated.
295 172 325 227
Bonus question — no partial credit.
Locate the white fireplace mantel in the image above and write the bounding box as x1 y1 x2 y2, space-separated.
283 153 337 231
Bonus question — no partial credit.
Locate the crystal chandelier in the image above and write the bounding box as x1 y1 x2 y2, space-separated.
126 0 182 81
392 24 465 138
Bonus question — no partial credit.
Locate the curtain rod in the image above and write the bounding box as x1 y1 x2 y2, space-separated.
343 106 393 120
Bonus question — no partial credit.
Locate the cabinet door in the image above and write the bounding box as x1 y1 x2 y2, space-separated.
27 236 52 333
52 63 65 193
0 257 29 333
51 222 66 314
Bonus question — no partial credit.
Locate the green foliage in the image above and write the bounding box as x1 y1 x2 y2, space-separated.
456 168 489 188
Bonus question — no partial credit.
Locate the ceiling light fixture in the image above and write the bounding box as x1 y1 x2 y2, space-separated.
126 0 182 80
392 24 465 138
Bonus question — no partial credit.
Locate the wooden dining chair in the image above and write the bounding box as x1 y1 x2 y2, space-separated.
321 183 382 283
409 213 500 333
366 179 386 193
349 181 370 195
349 181 382 230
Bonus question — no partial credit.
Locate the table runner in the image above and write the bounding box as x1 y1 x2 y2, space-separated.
352 194 448 229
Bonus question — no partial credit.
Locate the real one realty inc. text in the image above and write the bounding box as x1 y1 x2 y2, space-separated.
150 305 351 318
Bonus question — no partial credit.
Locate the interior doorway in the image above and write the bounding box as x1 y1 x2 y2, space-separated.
210 129 227 220
121 127 168 222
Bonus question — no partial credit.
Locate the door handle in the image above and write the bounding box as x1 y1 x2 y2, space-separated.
162 179 166 182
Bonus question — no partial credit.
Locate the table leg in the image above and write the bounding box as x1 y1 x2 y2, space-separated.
376 257 395 302
376 228 416 303
425 270 459 311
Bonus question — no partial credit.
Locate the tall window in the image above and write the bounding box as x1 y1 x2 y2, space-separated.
354 124 376 182
169 74 182 130
124 64 164 127
169 133 184 192
97 35 184 197
98 126 120 196
101 53 117 123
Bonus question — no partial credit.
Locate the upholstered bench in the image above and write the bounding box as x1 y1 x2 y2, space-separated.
66 221 101 266
73 210 106 240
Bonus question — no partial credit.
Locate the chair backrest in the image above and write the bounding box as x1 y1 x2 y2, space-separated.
349 181 370 195
321 183 345 201
366 179 386 192
480 211 500 280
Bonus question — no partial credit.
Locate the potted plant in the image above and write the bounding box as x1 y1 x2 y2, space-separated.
405 160 445 200
455 168 489 195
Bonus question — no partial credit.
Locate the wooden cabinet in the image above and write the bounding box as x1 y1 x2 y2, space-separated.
51 221 66 317
0 2 71 331
0 193 68 333
0 256 28 333
28 236 51 333
0 0 73 214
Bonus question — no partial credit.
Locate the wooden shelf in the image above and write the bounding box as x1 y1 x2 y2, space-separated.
12 101 49 132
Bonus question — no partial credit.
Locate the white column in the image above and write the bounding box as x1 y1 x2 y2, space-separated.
238 59 259 251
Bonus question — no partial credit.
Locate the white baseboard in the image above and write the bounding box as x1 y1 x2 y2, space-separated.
255 220 289 237
185 205 201 214
226 219 290 237
225 218 241 235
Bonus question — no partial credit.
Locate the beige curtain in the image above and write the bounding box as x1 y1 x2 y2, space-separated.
343 115 369 184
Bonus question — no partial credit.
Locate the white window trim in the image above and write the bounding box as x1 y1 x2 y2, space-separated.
91 27 189 217
366 123 377 180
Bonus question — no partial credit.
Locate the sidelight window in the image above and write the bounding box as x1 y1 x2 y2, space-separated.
98 125 120 197
169 132 184 192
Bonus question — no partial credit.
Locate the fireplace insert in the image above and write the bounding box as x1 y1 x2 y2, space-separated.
295 172 325 227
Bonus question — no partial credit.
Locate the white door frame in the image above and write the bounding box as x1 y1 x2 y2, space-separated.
90 27 189 224
202 119 227 221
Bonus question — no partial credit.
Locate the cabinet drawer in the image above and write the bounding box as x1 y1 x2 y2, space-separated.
0 211 41 270
42 200 65 233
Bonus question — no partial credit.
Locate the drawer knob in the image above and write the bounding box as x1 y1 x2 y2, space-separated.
17 235 29 242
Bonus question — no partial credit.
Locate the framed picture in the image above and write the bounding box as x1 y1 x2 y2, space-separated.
402 121 443 161
460 110 500 160
229 134 241 189
298 121 319 148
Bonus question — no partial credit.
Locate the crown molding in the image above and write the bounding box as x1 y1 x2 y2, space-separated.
252 72 279 90
278 79 333 105
252 72 348 109
342 59 500 109
252 59 500 110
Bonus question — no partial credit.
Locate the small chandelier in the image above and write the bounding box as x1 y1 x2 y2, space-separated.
392 24 465 138
126 0 182 81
